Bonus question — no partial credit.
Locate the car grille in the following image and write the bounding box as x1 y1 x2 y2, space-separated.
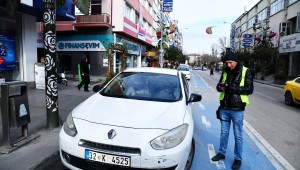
61 150 177 170
79 139 141 155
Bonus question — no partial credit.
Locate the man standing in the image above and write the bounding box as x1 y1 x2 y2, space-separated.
211 51 254 169
78 56 90 92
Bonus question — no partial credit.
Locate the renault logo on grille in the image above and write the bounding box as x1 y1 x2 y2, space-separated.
108 129 117 139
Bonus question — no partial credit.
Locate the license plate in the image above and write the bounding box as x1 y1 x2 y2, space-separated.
85 149 131 167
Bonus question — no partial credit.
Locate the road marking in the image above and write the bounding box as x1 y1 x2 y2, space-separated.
254 91 278 101
198 103 205 110
201 116 211 128
244 121 296 170
208 144 226 169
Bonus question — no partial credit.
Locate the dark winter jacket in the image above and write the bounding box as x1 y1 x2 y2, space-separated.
216 62 254 111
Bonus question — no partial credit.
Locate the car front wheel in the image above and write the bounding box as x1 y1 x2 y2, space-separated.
285 91 294 106
185 138 195 170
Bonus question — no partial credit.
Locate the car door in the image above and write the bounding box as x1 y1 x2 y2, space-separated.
293 78 300 103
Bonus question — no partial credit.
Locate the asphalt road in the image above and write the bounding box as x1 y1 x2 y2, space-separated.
37 70 300 170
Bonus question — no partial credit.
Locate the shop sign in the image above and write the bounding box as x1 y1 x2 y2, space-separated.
57 40 106 51
279 33 300 53
146 52 156 57
120 39 140 55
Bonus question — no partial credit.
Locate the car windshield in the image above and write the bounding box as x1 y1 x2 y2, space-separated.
100 72 182 102
178 66 189 71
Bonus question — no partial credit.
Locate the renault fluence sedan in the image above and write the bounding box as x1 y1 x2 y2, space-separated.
59 67 202 170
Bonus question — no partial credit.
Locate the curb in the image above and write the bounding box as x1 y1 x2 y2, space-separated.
31 150 60 170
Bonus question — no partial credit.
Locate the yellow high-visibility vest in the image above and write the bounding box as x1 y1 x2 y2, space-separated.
219 66 249 105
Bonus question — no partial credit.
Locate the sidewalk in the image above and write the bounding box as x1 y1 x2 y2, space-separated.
0 80 99 170
0 73 284 170
253 72 285 88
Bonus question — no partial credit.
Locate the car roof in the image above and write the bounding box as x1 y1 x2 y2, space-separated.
123 67 179 76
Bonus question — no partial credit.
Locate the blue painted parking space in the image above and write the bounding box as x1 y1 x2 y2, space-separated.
189 72 277 170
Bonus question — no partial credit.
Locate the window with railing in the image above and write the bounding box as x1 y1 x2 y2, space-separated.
248 16 257 29
257 8 268 21
270 0 284 15
91 0 102 15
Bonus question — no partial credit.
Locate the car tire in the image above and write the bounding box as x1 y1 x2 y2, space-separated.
285 91 294 106
62 80 68 86
185 138 195 170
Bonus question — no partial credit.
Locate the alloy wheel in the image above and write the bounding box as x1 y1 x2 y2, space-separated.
285 92 294 106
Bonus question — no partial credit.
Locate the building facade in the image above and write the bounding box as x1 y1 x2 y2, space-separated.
231 0 300 83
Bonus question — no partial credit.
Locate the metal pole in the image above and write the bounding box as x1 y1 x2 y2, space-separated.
160 0 163 68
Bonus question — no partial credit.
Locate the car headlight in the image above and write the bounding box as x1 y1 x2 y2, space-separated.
150 124 189 150
63 112 77 137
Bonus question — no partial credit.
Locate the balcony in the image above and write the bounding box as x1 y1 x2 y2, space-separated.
74 13 111 28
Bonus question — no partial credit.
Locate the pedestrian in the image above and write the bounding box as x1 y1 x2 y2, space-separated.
210 67 214 75
78 56 90 92
211 51 254 170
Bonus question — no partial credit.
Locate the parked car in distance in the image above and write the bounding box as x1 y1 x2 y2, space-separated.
284 77 300 106
177 65 191 80
59 67 202 170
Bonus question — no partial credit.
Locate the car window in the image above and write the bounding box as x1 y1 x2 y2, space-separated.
100 72 182 102
295 78 300 84
178 66 189 71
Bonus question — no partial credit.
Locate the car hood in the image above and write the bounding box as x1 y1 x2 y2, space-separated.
72 93 187 130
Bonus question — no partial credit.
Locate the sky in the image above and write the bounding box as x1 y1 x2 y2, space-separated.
170 0 260 54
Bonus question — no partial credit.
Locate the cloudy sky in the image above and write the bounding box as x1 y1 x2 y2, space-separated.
170 0 260 54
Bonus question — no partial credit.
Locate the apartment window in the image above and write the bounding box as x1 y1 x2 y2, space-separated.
280 22 292 35
241 23 247 32
257 8 268 21
135 12 139 24
125 4 131 19
289 0 297 5
248 16 257 29
91 0 102 15
270 0 284 15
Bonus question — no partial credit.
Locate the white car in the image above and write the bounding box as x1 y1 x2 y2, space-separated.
59 67 202 170
177 65 191 80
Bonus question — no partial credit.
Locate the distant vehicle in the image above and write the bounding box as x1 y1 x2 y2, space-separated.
284 77 300 106
193 66 200 70
201 66 207 71
177 65 191 80
59 67 202 170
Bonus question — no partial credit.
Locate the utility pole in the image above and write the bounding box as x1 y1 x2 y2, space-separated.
43 0 59 129
160 0 164 67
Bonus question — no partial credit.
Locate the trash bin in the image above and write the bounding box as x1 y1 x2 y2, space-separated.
1 81 30 147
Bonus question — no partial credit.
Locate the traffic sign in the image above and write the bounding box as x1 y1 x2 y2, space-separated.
243 34 252 38
243 39 252 42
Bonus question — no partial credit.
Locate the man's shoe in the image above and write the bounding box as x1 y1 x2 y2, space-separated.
211 153 225 161
84 90 90 92
231 159 242 169
77 85 80 90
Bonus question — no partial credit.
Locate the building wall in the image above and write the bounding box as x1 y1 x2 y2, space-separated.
112 0 124 31
287 1 300 19
269 11 286 27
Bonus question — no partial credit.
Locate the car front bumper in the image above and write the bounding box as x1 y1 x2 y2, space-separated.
59 123 193 170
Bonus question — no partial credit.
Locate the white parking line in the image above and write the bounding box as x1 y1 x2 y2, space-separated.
244 121 296 170
201 116 211 128
198 103 205 110
208 144 226 169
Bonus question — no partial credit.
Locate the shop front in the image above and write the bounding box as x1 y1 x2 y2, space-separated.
114 36 141 73
278 33 300 84
56 34 113 78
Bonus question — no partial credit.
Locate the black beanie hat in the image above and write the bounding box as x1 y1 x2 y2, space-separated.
224 51 239 62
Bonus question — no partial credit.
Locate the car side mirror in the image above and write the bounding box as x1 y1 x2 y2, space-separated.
188 93 202 103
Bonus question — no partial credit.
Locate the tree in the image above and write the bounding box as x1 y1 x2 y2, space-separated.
165 46 181 62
